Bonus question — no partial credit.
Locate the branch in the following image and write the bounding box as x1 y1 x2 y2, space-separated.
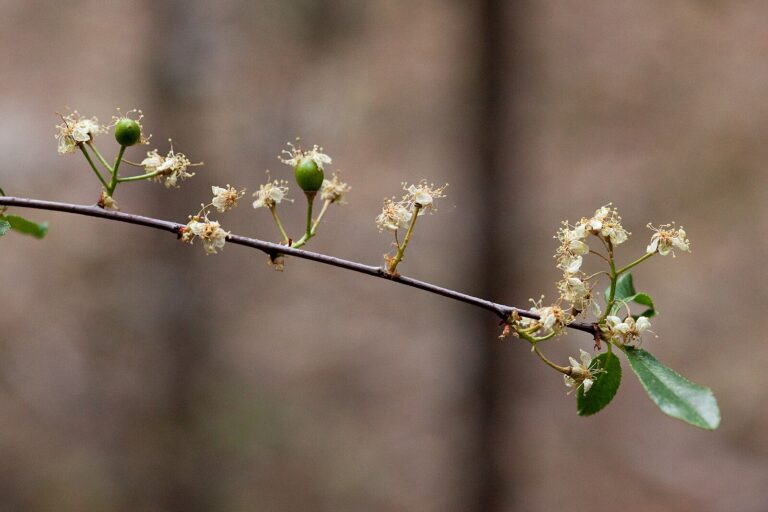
0 196 598 336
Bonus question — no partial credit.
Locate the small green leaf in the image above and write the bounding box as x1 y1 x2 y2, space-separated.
611 272 637 301
577 351 622 416
622 346 720 430
605 273 656 318
0 219 9 236
1 215 48 239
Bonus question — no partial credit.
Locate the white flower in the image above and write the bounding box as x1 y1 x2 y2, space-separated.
635 316 652 335
320 172 351 204
181 217 229 255
558 274 592 311
596 205 629 245
253 177 290 209
532 303 570 335
211 185 245 213
403 180 447 211
578 204 629 246
142 144 199 188
375 198 412 232
646 223 690 256
555 223 590 272
564 349 596 394
55 111 105 154
606 315 631 334
604 315 652 343
279 140 332 170
586 206 611 231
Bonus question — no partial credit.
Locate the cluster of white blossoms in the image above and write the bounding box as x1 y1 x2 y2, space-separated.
550 205 629 319
212 185 245 213
181 216 229 255
141 142 199 188
603 315 653 344
55 111 106 155
556 274 596 314
555 204 629 274
375 180 447 232
376 197 412 232
320 172 352 204
563 349 603 394
278 141 332 170
497 204 691 396
180 184 245 255
252 174 291 210
646 223 690 256
536 304 571 335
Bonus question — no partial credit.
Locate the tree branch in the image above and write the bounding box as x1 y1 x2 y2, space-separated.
0 196 598 335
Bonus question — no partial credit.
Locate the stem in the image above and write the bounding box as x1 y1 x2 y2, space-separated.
0 195 601 337
387 205 421 273
117 170 161 183
79 145 109 190
532 345 569 374
311 199 331 233
599 253 617 324
616 251 654 275
86 142 113 173
292 199 332 250
269 206 290 244
589 249 611 263
304 192 315 239
108 146 127 195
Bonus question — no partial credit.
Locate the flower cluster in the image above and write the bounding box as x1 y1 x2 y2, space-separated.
179 184 245 255
279 140 332 170
375 197 412 232
212 185 245 213
320 172 351 204
555 204 629 274
55 111 106 155
375 180 447 232
141 142 200 188
496 204 693 397
646 223 690 256
181 216 229 255
563 349 603 395
252 174 291 210
603 315 652 344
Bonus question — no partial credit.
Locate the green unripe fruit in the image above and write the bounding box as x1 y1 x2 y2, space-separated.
294 157 324 192
114 118 142 146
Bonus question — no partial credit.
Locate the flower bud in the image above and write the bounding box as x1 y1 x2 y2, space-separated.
114 118 142 147
294 157 324 193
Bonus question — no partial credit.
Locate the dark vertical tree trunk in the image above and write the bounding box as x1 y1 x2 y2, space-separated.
145 2 219 511
471 0 518 510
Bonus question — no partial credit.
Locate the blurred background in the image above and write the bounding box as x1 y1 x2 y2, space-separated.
0 1 766 510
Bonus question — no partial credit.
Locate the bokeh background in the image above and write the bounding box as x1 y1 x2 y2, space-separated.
0 1 766 511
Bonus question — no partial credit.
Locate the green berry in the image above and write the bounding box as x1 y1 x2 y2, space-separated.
294 157 324 192
114 118 142 146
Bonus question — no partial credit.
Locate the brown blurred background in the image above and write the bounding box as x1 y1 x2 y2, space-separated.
0 1 766 511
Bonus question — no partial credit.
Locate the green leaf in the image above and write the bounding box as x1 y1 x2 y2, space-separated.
0 219 9 236
577 351 622 416
611 272 637 301
621 346 720 430
605 273 656 318
1 215 48 239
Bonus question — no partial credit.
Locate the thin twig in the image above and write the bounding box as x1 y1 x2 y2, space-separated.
0 196 598 336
